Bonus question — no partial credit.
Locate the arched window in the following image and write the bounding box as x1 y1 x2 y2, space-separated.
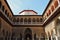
28 18 31 24
7 13 9 17
51 5 54 12
2 6 4 12
9 15 11 20
16 18 19 22
24 18 27 24
33 18 35 22
5 10 7 15
13 17 16 22
20 18 23 22
24 28 32 40
36 18 39 22
44 16 46 20
28 18 31 22
43 16 45 21
47 13 49 17
48 10 51 15
24 18 27 22
40 18 43 22
0 1 2 8
54 1 58 8
5 10 7 14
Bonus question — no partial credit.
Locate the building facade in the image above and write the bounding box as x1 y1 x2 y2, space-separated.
0 0 60 40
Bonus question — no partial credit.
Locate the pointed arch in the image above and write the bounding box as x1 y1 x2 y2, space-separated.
24 28 32 40
54 1 58 8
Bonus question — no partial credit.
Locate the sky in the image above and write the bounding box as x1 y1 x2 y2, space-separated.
7 0 50 15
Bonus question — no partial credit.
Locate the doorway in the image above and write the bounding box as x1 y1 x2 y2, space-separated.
24 28 32 40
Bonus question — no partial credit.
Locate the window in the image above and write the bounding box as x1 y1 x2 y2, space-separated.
28 18 31 22
47 13 49 17
24 28 32 40
33 18 35 22
44 16 46 20
2 6 4 12
28 18 31 24
51 5 54 12
48 10 51 15
24 18 27 22
40 18 43 22
37 18 39 22
20 18 23 22
16 18 19 22
13 18 16 22
24 18 27 24
7 13 9 17
9 15 12 21
5 10 7 14
54 1 58 8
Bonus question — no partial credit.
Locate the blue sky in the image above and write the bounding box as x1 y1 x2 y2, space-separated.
7 0 50 15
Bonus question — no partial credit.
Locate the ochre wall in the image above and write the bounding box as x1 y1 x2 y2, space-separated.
0 17 12 37
12 27 44 37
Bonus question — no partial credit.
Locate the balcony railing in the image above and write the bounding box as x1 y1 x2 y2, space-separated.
13 22 43 25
